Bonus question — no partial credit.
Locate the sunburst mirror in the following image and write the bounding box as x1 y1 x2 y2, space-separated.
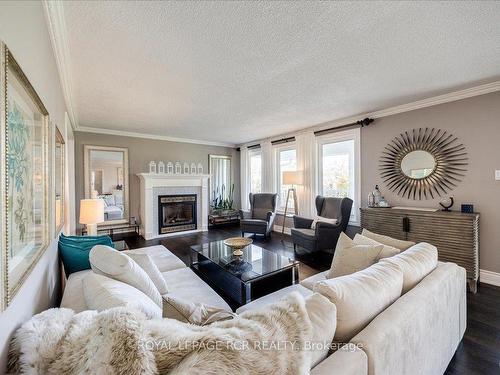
379 128 468 200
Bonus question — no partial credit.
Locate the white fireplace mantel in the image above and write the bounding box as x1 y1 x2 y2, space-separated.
137 173 210 239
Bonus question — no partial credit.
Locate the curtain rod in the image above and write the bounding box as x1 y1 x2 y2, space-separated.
236 143 261 151
271 136 295 145
313 117 374 136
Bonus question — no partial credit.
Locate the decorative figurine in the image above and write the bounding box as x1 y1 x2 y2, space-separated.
368 192 376 207
175 162 182 174
149 161 157 174
373 185 382 206
158 161 165 174
439 197 454 212
166 162 174 174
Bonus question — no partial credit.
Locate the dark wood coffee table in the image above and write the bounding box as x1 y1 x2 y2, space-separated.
190 240 299 307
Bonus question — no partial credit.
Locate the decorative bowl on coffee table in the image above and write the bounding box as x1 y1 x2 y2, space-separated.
223 237 253 256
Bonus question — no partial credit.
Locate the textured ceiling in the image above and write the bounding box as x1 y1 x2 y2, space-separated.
61 1 500 145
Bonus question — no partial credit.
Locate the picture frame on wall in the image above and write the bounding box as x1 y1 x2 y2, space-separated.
0 42 50 310
54 126 65 235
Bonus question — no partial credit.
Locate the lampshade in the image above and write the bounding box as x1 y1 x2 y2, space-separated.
79 199 104 225
282 171 303 185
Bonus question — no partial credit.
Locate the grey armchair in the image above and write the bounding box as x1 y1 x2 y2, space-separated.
239 193 278 239
291 196 353 254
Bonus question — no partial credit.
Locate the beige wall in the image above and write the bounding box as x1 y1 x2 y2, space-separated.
361 91 500 274
74 132 240 229
0 1 72 372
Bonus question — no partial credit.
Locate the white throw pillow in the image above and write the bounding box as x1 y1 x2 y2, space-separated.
379 242 438 293
327 232 384 278
162 295 236 325
125 252 169 295
83 273 162 319
311 216 338 230
314 261 403 342
362 229 415 250
353 233 400 259
304 293 337 368
89 245 162 308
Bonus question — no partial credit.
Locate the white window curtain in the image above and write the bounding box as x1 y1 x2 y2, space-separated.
240 146 250 210
296 131 316 218
261 141 275 193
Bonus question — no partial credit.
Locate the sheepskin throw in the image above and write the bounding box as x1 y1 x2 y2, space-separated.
8 292 313 375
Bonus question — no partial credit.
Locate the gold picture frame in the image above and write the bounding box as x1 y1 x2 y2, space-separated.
1 42 50 310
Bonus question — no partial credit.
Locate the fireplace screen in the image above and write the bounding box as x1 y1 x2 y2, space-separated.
158 195 197 234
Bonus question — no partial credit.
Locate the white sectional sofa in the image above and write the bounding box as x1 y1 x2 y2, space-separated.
60 243 466 375
61 245 232 313
238 261 467 375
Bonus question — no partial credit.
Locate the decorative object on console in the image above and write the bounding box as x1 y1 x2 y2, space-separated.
175 162 181 174
224 237 253 256
197 162 203 174
360 207 479 292
281 171 302 234
373 185 382 205
380 128 468 200
149 161 157 174
367 191 376 207
461 204 474 214
79 199 105 236
166 162 173 174
439 196 454 211
157 161 165 174
183 162 190 174
1 42 51 308
378 196 391 208
190 163 197 174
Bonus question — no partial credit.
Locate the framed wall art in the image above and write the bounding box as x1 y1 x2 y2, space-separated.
1 42 50 309
54 126 65 234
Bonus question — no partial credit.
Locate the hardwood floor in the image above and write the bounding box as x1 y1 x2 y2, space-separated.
116 226 500 375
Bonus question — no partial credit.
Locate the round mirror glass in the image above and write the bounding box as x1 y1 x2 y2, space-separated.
401 150 436 179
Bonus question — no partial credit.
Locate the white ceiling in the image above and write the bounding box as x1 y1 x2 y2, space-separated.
57 1 500 146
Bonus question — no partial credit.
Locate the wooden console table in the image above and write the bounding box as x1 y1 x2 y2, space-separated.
360 207 479 292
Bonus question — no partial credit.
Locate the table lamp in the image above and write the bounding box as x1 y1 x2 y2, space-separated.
281 171 302 234
79 199 104 236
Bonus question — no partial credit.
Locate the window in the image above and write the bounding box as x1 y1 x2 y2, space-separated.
276 146 297 212
317 129 360 224
249 150 262 193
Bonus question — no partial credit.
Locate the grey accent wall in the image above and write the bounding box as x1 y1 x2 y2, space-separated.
361 91 500 274
74 132 240 229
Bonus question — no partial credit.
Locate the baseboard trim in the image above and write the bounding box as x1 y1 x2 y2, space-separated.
480 269 500 287
273 225 292 235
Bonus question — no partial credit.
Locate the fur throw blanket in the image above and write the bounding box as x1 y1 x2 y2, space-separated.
8 292 313 375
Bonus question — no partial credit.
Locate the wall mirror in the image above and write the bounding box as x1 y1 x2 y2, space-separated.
84 145 129 224
209 155 233 210
380 128 467 200
55 127 65 233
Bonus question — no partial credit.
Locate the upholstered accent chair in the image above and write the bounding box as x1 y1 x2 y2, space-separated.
291 196 353 254
239 193 278 239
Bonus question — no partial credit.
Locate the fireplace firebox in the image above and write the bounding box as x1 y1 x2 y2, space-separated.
158 194 197 234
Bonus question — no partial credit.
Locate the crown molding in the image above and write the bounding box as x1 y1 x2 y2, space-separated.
239 81 500 147
76 126 236 148
43 0 77 130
